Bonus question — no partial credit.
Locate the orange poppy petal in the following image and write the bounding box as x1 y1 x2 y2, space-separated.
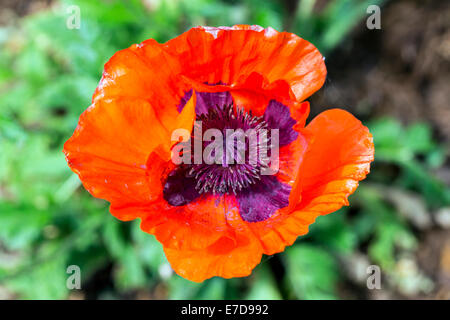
246 109 374 255
162 199 263 282
92 41 189 131
297 108 375 204
92 26 325 127
164 26 327 103
139 195 231 251
63 97 171 213
277 124 309 187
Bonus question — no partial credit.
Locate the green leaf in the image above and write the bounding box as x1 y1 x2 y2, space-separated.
404 123 434 153
284 244 339 299
0 203 51 250
131 221 166 274
5 244 69 299
196 278 227 300
308 210 357 253
246 265 282 300
115 246 148 291
168 276 203 299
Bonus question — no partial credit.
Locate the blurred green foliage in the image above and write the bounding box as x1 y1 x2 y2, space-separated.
0 0 448 299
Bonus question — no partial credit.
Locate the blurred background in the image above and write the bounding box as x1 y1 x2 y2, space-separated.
0 0 449 300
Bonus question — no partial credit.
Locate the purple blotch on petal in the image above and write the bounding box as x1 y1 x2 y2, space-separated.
163 166 200 206
263 100 298 146
177 90 233 116
237 176 291 222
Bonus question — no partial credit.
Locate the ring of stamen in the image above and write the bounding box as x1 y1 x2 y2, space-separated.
186 103 271 195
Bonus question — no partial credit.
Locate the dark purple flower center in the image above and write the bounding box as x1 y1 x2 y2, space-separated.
163 90 298 222
187 103 271 195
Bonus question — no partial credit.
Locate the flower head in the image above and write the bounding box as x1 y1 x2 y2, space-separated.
63 25 374 282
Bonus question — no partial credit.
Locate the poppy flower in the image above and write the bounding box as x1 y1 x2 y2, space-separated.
63 25 374 282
